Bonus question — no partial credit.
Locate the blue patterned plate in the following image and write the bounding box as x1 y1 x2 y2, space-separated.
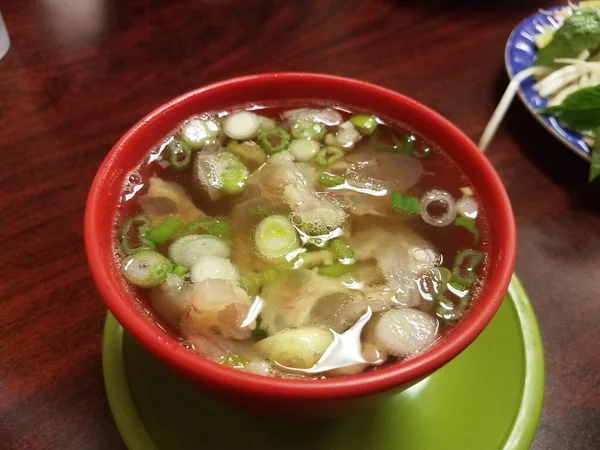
505 6 591 161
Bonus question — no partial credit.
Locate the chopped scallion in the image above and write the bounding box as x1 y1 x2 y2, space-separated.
452 248 484 286
166 139 192 170
329 238 355 261
145 218 184 245
257 127 291 155
180 118 220 149
315 146 344 167
120 216 155 254
349 114 378 135
180 218 230 239
217 153 249 195
317 173 345 187
291 119 326 141
318 263 356 277
121 250 172 287
254 215 300 262
172 265 189 276
435 288 471 323
391 191 420 215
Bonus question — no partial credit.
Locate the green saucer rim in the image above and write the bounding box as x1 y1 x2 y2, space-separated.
102 274 544 450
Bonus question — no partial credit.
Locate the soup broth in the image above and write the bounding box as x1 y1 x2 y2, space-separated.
115 104 489 379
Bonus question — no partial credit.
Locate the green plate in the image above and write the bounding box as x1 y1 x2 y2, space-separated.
102 275 544 450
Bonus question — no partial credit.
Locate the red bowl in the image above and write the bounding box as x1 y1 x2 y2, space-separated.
85 73 516 417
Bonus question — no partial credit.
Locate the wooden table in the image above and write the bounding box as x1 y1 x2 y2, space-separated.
1 1 598 448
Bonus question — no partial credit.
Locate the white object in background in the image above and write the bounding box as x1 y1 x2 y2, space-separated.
0 12 10 61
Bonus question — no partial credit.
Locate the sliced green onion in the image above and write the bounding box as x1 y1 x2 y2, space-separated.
330 238 355 261
180 118 220 149
217 153 249 195
166 139 192 170
435 282 470 323
349 114 378 135
315 146 344 167
180 218 230 239
254 215 300 262
172 265 189 276
121 250 172 287
373 130 424 156
317 173 345 187
145 218 184 246
289 139 320 161
290 119 326 141
402 135 416 154
452 249 484 287
454 216 480 245
257 127 291 155
391 191 420 215
120 216 155 254
318 263 356 277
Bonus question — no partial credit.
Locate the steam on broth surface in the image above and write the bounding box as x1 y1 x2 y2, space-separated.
115 104 488 379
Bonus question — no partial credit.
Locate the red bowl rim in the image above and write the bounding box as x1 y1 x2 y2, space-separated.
85 73 516 401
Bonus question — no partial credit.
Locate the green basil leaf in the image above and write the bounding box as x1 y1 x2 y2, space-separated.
539 85 600 130
535 8 600 67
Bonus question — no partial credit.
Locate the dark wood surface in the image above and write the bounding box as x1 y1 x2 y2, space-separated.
1 0 598 448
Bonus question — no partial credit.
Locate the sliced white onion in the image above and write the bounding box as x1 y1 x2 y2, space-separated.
281 108 342 126
375 308 438 358
169 235 230 269
222 111 260 140
316 107 343 126
456 196 479 219
281 108 310 121
268 150 296 165
337 129 361 149
256 327 334 369
180 118 221 149
289 139 320 162
419 189 457 227
190 256 240 283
